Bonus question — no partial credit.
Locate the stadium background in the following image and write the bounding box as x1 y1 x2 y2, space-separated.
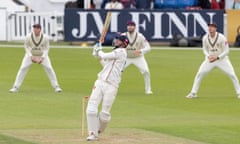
1 1 240 144
0 0 240 46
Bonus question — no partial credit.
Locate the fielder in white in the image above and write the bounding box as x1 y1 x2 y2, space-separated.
9 24 62 93
186 23 240 99
122 20 153 95
86 35 129 141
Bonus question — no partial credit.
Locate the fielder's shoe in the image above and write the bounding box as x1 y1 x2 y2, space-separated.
9 87 18 93
86 134 98 141
145 90 153 95
55 86 62 93
186 93 198 99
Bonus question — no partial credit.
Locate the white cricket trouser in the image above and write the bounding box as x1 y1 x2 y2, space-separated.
12 54 60 88
86 79 118 135
124 56 152 92
191 56 240 94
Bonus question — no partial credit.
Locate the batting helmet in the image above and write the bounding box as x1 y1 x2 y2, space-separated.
115 35 129 45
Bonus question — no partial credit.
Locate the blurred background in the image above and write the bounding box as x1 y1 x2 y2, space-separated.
0 0 240 47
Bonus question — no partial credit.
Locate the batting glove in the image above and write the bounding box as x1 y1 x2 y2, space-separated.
92 48 100 57
94 42 102 52
92 43 102 57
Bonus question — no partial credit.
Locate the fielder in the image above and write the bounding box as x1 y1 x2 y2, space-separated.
122 20 153 94
9 24 62 93
86 35 129 141
186 23 240 99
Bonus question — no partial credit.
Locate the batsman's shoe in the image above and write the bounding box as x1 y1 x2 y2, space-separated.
237 95 240 99
86 134 98 141
55 86 62 93
145 90 153 95
186 93 198 98
9 87 18 93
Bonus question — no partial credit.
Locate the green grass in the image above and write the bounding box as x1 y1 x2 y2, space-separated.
1 46 240 143
0 134 35 144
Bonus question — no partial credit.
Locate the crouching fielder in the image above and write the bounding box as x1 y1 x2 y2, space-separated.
122 20 153 95
86 35 129 141
9 24 62 93
186 23 240 99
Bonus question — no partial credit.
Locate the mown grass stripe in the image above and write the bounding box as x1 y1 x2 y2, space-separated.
0 134 35 144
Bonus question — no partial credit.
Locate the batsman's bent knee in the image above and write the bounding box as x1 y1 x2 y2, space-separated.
99 111 111 122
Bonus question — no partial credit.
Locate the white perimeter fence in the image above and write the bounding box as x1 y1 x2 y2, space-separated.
0 9 63 42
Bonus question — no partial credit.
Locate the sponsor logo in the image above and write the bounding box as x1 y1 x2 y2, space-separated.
64 10 224 42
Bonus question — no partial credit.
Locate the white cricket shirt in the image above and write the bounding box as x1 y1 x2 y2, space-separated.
24 32 49 58
97 48 127 88
202 32 229 59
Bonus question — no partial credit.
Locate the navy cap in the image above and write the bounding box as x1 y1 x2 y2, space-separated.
208 23 217 28
115 35 129 45
33 24 41 29
127 20 136 26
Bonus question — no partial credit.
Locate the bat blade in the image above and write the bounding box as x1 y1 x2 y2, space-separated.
99 12 112 44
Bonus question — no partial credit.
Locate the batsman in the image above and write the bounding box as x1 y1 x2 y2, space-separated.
86 35 129 141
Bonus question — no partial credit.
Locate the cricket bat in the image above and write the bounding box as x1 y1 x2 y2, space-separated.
99 12 112 44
